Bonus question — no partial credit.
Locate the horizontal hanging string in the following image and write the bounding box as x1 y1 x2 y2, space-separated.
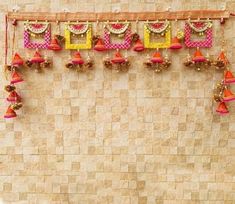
7 10 231 22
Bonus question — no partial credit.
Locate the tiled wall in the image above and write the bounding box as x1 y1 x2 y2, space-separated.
0 0 235 203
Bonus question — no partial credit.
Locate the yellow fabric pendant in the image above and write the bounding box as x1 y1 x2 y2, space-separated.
144 23 171 49
65 23 92 50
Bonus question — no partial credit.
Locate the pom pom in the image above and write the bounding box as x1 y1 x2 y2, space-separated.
25 60 33 68
214 94 222 102
131 33 140 42
183 60 193 67
4 85 16 92
154 65 163 73
5 65 12 71
176 30 185 40
214 60 226 70
40 59 52 68
120 60 131 72
34 67 42 73
204 59 212 68
194 62 203 71
12 19 17 26
12 102 23 110
162 59 171 69
65 62 75 69
92 35 100 46
114 60 131 72
103 59 112 69
77 64 86 72
55 34 65 43
4 64 10 70
84 60 94 70
144 61 153 68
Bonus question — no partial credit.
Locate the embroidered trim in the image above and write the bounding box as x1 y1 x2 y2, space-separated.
188 20 212 33
105 22 130 34
25 22 49 34
145 21 170 34
66 23 89 35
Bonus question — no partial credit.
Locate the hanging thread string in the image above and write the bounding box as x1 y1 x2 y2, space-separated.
5 15 8 66
9 20 17 84
4 15 9 80
11 25 16 58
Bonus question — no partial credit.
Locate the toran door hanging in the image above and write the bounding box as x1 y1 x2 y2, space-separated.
4 10 235 118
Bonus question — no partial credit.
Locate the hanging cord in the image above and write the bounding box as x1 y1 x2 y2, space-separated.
5 15 8 66
11 20 18 103
175 19 178 35
135 19 139 33
95 19 99 36
11 22 16 58
55 13 60 35
219 19 227 83
10 22 16 82
221 21 228 84
56 20 60 35
4 16 16 81
4 15 9 81
221 23 226 56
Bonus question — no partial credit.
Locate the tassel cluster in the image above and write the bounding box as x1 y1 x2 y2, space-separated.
183 48 230 72
65 51 94 72
4 53 24 119
213 69 235 115
213 50 229 70
183 48 212 71
144 50 171 73
103 50 131 72
25 50 52 72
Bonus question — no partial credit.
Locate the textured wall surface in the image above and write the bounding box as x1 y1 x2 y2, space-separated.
0 0 235 203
